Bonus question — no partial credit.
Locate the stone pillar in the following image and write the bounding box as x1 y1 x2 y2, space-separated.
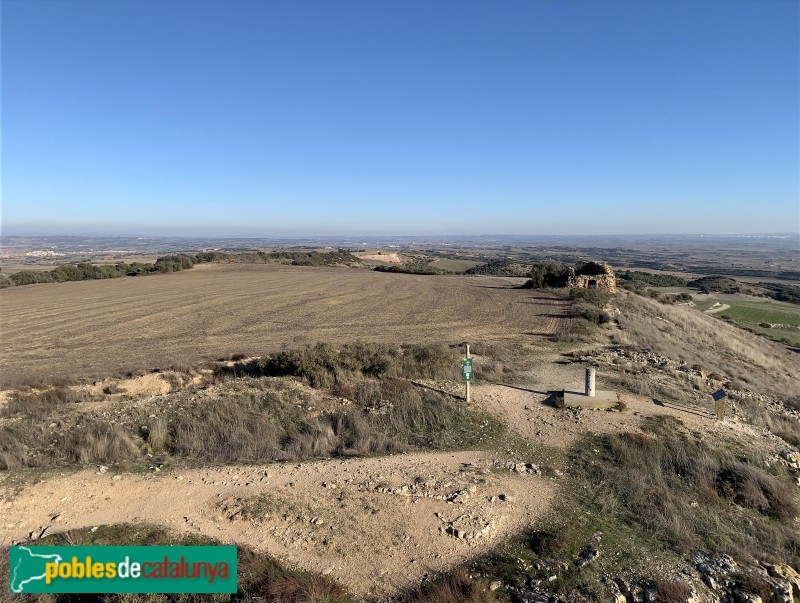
585 368 596 397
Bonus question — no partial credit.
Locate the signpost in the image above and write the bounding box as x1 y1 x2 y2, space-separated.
462 345 473 403
711 389 727 421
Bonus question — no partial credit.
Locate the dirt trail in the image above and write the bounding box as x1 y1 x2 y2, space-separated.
705 302 731 315
1 451 553 598
478 359 720 449
0 359 730 598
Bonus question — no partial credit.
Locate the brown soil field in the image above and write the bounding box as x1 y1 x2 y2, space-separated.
0 263 568 387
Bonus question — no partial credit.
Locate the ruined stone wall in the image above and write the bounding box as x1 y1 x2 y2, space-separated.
567 264 617 293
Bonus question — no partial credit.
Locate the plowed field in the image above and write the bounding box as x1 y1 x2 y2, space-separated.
0 264 569 385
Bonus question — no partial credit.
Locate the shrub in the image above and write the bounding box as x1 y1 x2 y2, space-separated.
688 276 744 294
3 387 89 418
569 288 611 308
574 261 608 277
656 579 693 603
9 270 54 285
59 419 140 464
573 304 611 325
616 270 688 287
523 262 569 288
254 342 458 386
406 569 496 603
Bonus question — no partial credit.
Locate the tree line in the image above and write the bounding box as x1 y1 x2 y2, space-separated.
0 250 362 288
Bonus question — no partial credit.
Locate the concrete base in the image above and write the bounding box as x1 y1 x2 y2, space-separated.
563 390 619 409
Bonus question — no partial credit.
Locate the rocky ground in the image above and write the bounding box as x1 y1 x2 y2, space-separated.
1 348 799 601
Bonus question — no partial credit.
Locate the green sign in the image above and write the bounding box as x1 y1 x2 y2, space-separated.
9 546 237 594
462 358 473 382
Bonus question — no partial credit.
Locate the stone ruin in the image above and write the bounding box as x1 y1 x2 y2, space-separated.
567 262 616 293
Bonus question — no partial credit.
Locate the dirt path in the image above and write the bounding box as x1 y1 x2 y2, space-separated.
0 451 554 598
478 359 720 449
705 302 731 315
0 359 733 599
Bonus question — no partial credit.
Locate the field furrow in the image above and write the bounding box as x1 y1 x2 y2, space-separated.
0 264 564 385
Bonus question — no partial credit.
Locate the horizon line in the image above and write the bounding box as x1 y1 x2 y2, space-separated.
2 232 799 239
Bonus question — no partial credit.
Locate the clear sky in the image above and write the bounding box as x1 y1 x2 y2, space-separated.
2 0 798 236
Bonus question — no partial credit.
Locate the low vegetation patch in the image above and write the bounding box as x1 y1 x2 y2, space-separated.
438 417 798 602
0 524 353 603
464 259 530 277
580 416 798 559
3 249 362 287
162 380 498 464
616 270 688 287
373 260 446 275
250 341 460 386
688 275 745 294
1 343 507 470
614 292 798 398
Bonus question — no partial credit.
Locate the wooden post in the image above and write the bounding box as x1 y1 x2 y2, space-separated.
465 344 471 404
711 389 727 421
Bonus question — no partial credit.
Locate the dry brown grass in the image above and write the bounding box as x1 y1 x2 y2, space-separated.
1 368 504 470
1 415 139 469
405 569 497 603
0 264 567 387
578 417 799 562
2 386 92 418
656 578 693 603
614 292 800 399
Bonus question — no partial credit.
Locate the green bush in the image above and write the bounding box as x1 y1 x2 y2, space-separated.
573 303 611 324
569 287 611 307
9 270 54 285
523 262 569 288
254 342 458 386
616 270 688 287
688 276 744 294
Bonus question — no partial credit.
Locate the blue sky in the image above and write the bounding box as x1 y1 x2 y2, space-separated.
2 0 798 236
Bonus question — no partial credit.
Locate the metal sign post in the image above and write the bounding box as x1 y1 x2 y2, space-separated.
462 344 473 403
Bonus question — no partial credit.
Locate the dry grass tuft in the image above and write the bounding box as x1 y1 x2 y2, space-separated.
406 569 497 603
253 341 460 387
577 417 799 561
2 386 91 418
656 578 693 603
614 292 800 399
60 419 140 464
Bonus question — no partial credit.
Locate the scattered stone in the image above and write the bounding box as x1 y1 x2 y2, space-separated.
575 545 600 567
